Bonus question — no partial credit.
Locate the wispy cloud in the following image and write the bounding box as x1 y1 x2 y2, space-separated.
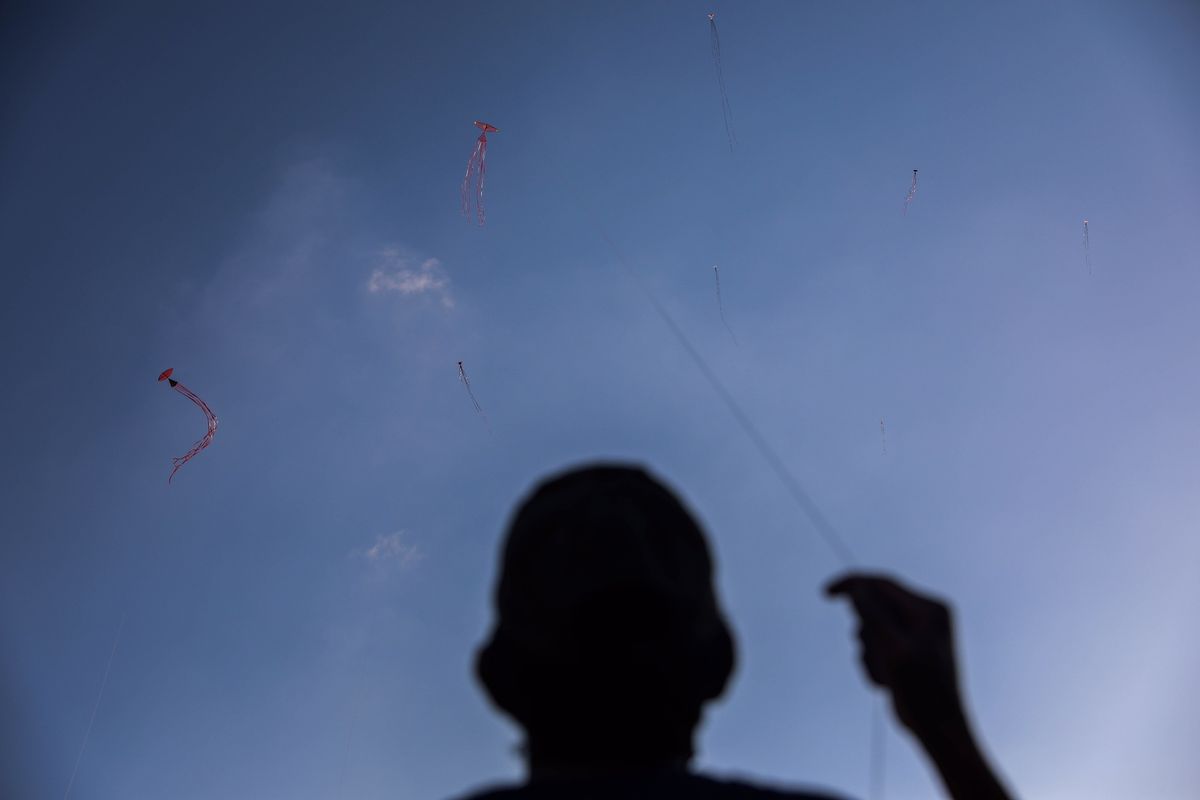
354 531 423 568
366 249 453 308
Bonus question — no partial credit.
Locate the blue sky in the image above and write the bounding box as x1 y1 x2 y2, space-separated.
2 2 1198 798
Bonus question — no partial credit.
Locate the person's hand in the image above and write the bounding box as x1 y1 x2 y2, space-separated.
824 573 963 737
826 573 1014 800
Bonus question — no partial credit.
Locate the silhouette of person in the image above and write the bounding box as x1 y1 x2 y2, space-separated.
456 464 1013 800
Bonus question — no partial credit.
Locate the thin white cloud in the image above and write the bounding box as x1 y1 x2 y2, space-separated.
366 249 454 308
355 531 423 568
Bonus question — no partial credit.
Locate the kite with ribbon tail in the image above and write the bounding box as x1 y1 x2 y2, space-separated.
462 121 499 226
158 368 218 483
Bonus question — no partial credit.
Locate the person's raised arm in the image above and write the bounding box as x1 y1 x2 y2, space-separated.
825 573 1014 800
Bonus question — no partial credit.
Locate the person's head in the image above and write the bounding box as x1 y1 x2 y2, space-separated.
475 463 736 772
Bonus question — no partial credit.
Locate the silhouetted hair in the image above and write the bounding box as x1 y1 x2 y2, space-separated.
476 464 736 767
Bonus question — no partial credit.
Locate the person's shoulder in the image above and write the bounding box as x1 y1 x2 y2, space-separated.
684 771 851 800
445 785 523 800
447 770 852 800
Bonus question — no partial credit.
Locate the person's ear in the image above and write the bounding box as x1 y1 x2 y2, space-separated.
691 623 736 702
475 630 530 721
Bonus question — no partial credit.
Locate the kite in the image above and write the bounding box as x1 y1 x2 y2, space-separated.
880 419 887 455
461 121 498 226
713 265 739 345
1082 219 1091 273
707 13 737 151
903 169 918 215
158 368 218 483
457 361 489 428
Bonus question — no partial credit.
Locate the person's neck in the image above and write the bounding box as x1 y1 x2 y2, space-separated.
528 754 689 782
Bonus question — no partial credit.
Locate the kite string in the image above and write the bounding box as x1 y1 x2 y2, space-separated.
333 680 365 800
596 226 886 791
595 230 858 568
870 698 887 800
560 173 876 791
63 613 125 800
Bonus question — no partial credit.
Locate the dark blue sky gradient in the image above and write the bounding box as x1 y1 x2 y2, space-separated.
2 2 1199 798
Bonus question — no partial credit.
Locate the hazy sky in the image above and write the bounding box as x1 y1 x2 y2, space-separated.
2 2 1198 798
